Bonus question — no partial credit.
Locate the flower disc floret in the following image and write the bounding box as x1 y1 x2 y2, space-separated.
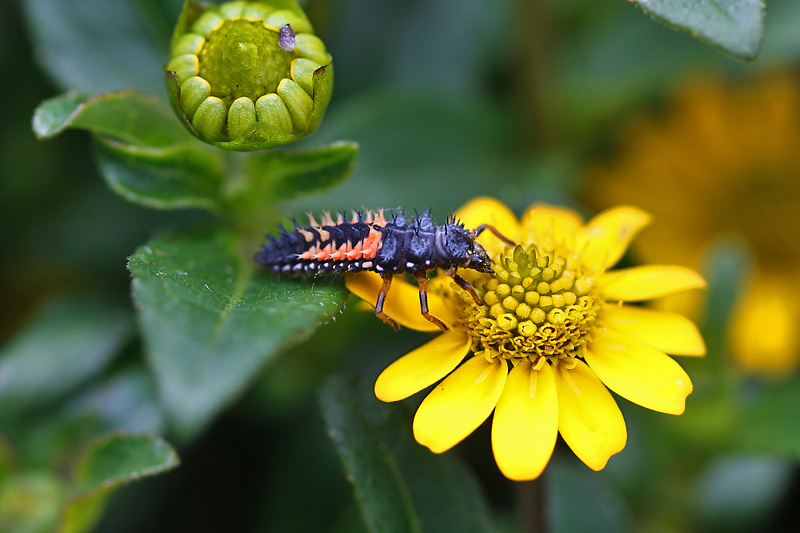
165 0 333 149
464 244 602 364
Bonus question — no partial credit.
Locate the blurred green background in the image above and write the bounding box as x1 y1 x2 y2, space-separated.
2 0 800 531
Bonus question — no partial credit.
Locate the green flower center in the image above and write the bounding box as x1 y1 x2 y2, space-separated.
460 244 602 364
198 19 292 105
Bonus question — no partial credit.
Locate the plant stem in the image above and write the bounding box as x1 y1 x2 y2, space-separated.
517 475 547 533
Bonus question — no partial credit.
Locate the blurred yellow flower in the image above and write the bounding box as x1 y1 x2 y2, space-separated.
346 198 706 481
585 75 800 376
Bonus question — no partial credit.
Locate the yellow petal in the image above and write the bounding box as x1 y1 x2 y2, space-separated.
345 272 455 331
601 265 706 301
491 360 558 481
554 359 626 471
374 329 471 402
454 196 521 250
731 275 800 376
585 329 693 415
413 356 508 453
607 305 706 356
578 206 652 272
520 204 583 248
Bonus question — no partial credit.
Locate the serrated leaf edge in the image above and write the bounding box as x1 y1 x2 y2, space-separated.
66 430 180 503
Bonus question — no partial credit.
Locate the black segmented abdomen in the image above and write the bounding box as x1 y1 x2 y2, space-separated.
256 209 493 276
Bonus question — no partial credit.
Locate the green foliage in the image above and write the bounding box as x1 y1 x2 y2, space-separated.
320 375 495 533
737 378 800 458
236 141 359 207
93 136 224 212
0 294 132 418
0 433 178 533
22 0 171 96
23 1 357 526
60 433 179 533
632 0 765 60
698 236 754 358
130 229 348 439
33 91 192 147
32 90 358 216
33 91 223 211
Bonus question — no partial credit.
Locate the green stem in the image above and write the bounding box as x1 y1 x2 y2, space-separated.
219 150 282 240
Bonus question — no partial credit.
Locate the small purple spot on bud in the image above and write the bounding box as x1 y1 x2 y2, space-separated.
279 24 296 52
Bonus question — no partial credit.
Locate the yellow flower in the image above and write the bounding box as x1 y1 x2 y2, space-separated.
346 198 706 481
585 75 800 376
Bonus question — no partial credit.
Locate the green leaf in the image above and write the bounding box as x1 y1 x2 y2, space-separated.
736 378 800 458
10 368 166 472
129 228 348 440
632 0 765 60
548 455 631 533
319 374 495 533
698 235 753 359
227 142 359 212
94 136 223 211
33 91 195 148
22 0 169 96
33 91 225 211
0 294 133 419
59 432 179 533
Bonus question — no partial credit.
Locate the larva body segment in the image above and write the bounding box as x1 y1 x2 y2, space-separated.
256 209 512 330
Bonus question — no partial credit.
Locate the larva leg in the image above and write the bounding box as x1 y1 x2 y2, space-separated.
450 272 483 306
375 273 400 331
472 224 515 246
414 273 448 331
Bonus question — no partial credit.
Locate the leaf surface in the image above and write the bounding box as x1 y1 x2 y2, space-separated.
737 378 800 458
233 142 359 210
23 0 170 96
320 374 495 533
59 433 179 533
130 228 348 439
632 0 764 60
33 91 194 147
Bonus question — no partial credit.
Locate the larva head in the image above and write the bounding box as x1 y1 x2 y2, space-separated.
439 224 494 273
468 241 494 273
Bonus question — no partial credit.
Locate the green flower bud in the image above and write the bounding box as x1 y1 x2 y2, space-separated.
165 0 333 151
